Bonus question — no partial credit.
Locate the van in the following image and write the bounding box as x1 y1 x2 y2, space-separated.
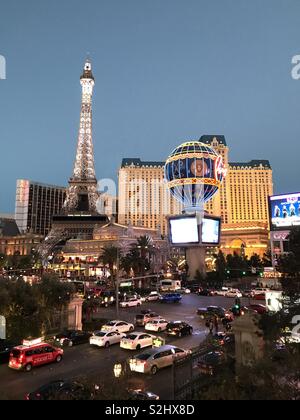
9 339 63 372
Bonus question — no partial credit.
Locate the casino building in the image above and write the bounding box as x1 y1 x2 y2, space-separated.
118 136 273 258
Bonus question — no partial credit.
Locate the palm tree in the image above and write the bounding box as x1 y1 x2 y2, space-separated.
136 235 154 260
99 246 121 284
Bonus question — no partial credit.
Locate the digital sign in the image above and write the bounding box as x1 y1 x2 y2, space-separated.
269 193 300 231
168 214 221 247
201 216 221 245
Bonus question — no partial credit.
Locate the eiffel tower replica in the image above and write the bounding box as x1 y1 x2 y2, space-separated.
39 59 108 262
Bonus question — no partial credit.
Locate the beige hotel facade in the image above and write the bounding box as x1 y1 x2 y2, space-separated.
118 135 273 258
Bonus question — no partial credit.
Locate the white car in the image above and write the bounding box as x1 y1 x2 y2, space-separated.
145 292 161 302
120 297 142 308
90 331 126 348
214 288 229 297
120 332 156 350
145 319 168 332
225 289 242 298
101 320 134 334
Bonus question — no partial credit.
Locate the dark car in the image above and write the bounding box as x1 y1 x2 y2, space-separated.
0 339 17 364
166 321 193 338
197 306 233 321
198 351 226 376
55 330 92 347
128 389 160 400
25 380 91 400
211 333 235 348
160 293 182 303
198 289 213 297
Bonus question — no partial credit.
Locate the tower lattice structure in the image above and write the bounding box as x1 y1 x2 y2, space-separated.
38 60 108 261
63 59 99 213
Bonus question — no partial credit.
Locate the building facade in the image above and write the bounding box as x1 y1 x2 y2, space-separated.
118 136 273 257
15 180 66 236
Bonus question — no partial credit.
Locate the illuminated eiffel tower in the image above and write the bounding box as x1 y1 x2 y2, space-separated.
39 59 108 261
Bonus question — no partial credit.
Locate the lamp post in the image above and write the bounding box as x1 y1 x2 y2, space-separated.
115 247 120 319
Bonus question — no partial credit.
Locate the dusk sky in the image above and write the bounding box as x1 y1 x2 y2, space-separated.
1 0 300 213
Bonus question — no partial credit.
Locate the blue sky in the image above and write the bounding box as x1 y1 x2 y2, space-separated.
0 0 300 213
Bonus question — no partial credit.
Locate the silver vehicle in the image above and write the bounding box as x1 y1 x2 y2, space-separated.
129 345 189 375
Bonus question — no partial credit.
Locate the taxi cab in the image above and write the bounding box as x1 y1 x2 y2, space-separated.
9 338 63 372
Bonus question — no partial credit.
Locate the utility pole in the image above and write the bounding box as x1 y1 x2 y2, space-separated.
116 248 120 319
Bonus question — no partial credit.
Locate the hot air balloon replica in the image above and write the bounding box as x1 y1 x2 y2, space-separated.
165 140 227 278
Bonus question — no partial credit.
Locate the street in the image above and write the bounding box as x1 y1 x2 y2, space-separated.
0 294 253 400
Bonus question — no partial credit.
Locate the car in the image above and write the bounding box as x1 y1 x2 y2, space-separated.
98 291 115 307
197 350 226 376
128 389 160 400
211 332 235 348
246 304 267 315
214 288 229 297
198 289 213 296
101 320 134 334
242 290 255 298
129 345 189 375
254 293 266 301
0 339 17 364
145 319 169 333
89 331 126 348
145 292 161 302
135 312 160 327
279 331 300 345
120 332 156 350
160 293 182 303
197 306 233 321
165 321 193 338
54 330 92 347
225 289 242 298
120 297 142 308
25 380 90 400
9 340 63 372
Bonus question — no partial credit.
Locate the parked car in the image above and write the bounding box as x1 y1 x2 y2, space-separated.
25 380 90 400
197 350 226 376
120 332 156 350
166 321 193 338
135 312 160 327
0 339 17 364
145 292 161 302
197 306 233 321
90 331 126 348
129 345 189 375
160 293 182 303
9 341 63 372
145 319 168 333
54 330 92 347
120 297 142 308
101 320 134 334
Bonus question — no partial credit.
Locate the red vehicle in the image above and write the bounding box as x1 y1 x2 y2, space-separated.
254 293 266 301
9 339 63 372
247 304 267 314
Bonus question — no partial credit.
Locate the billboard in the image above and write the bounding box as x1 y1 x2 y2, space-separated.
169 215 200 246
201 216 221 245
269 193 300 231
168 214 221 247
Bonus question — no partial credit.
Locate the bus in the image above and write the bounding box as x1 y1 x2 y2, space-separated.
159 279 181 292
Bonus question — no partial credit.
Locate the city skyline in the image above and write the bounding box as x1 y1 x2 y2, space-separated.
1 0 300 213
